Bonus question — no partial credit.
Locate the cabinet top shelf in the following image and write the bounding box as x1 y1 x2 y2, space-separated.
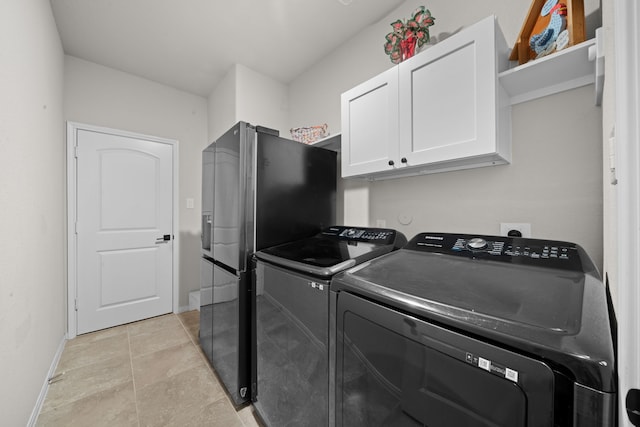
499 38 597 105
309 133 341 152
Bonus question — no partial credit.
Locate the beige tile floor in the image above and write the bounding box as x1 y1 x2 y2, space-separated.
36 311 262 427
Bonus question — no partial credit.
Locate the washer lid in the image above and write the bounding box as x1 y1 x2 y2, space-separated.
338 249 586 333
254 226 406 277
333 232 615 392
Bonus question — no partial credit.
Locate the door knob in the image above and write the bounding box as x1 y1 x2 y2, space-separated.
156 234 172 243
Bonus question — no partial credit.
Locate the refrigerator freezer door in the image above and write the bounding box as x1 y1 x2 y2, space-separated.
210 262 250 405
199 257 214 361
212 123 253 272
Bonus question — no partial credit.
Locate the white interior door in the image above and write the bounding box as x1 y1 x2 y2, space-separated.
75 128 174 334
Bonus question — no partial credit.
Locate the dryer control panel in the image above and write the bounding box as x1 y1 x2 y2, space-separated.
407 233 591 272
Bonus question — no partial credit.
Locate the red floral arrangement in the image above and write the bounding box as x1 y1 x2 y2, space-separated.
384 6 435 64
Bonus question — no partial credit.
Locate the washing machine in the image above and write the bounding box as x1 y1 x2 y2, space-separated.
331 232 616 427
251 226 407 427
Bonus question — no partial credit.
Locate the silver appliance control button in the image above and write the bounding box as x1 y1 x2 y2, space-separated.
467 238 488 250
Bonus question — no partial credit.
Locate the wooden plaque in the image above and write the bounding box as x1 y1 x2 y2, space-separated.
510 0 585 65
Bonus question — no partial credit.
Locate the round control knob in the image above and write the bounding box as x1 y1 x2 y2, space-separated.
467 238 488 250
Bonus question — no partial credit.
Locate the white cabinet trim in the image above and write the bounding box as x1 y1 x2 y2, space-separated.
614 0 640 424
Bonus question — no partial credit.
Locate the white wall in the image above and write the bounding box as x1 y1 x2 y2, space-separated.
370 85 602 260
288 0 604 269
208 66 237 142
208 64 290 141
0 1 65 425
235 64 289 136
289 0 600 133
64 56 209 309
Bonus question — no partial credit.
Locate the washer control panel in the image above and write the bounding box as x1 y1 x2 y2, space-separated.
408 232 587 271
321 226 401 245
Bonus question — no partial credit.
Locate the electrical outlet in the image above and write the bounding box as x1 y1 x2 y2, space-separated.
500 223 531 238
398 214 413 225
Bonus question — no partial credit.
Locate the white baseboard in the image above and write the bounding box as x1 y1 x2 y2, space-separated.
189 290 200 311
28 334 67 427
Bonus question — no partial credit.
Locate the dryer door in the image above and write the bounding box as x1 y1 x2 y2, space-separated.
335 292 556 427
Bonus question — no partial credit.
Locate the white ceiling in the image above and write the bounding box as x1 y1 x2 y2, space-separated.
51 0 404 97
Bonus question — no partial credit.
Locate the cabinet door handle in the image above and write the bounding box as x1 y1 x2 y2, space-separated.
388 160 395 166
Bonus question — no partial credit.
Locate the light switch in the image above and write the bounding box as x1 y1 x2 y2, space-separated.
186 198 194 209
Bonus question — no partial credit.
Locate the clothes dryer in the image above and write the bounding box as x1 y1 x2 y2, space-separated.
252 226 407 427
332 232 616 427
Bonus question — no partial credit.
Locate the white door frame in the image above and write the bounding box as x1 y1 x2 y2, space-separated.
614 0 640 425
66 122 179 339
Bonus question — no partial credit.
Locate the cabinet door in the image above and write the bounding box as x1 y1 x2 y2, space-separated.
341 67 399 177
399 16 498 166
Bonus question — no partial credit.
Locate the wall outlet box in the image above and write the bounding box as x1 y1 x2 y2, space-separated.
500 223 531 238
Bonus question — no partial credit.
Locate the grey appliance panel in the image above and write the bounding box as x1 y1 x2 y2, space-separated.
335 291 556 427
254 132 337 252
254 261 331 427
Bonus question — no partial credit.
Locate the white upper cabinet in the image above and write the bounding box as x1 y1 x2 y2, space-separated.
398 16 510 170
341 16 511 180
341 67 399 177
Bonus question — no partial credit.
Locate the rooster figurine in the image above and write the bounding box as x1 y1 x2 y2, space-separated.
529 0 568 58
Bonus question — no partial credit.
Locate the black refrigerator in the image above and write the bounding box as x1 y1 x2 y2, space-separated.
200 121 336 405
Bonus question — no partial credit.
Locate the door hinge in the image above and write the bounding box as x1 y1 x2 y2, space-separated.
74 298 78 312
74 145 79 158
